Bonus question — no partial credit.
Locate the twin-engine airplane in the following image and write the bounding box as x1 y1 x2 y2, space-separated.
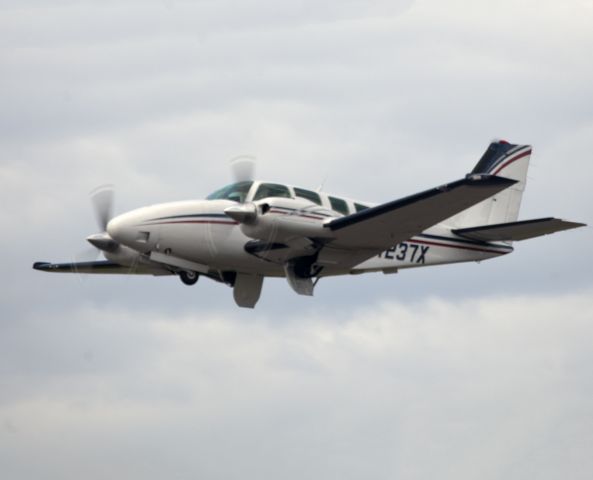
34 140 585 308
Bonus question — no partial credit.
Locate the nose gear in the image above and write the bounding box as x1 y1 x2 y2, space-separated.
179 270 199 286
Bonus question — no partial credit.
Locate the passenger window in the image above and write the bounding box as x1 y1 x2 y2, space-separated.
294 187 322 205
253 183 292 201
329 196 349 215
354 203 369 213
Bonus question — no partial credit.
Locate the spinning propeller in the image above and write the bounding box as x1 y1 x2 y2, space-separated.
85 185 119 255
90 184 114 231
225 155 259 223
230 155 256 184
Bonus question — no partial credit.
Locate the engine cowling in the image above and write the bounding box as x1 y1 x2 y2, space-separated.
103 244 142 266
225 197 338 244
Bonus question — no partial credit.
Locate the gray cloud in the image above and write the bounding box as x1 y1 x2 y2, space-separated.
1 0 591 309
1 292 593 479
1 0 592 478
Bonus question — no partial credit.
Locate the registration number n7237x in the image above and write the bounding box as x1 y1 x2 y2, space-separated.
378 242 429 264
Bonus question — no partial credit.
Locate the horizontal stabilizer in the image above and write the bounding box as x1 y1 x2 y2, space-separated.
453 218 586 242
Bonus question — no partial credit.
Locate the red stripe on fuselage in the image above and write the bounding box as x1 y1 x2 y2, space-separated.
409 238 511 255
146 220 238 226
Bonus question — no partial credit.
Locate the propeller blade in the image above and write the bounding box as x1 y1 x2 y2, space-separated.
75 245 101 262
90 184 114 231
71 246 101 281
230 155 256 183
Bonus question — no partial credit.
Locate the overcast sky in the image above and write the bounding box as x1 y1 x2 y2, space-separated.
1 1 592 479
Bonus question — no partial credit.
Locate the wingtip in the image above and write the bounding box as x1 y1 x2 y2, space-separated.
554 219 587 229
465 173 518 183
465 173 518 186
33 262 51 271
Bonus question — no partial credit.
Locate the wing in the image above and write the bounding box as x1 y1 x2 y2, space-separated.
453 217 586 242
33 260 173 275
311 175 517 273
325 175 517 249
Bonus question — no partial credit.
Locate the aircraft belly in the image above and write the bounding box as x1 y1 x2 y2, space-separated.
156 223 284 276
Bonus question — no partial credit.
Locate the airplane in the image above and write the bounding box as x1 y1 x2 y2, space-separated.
33 140 586 308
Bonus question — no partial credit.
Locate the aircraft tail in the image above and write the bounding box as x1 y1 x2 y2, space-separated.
448 140 532 228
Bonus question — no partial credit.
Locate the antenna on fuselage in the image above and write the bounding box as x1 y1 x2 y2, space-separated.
316 173 328 193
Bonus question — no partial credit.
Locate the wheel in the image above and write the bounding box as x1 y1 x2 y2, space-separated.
179 270 199 286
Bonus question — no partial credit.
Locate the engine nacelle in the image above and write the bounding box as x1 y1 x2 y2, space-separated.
230 198 338 244
104 244 142 266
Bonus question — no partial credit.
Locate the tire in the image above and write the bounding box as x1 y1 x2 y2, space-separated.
179 270 199 286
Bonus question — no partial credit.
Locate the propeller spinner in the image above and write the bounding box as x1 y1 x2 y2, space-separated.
224 203 258 224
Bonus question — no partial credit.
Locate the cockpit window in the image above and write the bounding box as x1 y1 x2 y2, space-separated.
294 187 322 205
206 181 253 203
253 183 292 201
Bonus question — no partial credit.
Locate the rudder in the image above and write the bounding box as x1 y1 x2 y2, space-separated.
448 140 532 228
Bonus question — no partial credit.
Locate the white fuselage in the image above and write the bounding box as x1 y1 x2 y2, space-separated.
35 140 584 309
105 180 512 278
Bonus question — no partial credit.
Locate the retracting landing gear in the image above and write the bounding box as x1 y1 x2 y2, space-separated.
283 255 322 296
233 273 264 308
284 262 314 296
179 270 199 286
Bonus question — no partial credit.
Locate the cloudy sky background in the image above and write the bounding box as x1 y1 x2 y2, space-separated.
1 0 592 478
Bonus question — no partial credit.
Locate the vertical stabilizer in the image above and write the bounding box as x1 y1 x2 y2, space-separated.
448 140 532 228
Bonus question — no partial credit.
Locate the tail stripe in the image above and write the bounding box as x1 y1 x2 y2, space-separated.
485 145 531 175
451 140 532 228
492 148 532 176
472 142 530 175
505 144 525 155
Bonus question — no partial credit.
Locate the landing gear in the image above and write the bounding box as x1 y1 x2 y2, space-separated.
233 273 264 308
179 270 199 286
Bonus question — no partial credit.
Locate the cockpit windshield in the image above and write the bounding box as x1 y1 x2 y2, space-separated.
206 181 253 203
